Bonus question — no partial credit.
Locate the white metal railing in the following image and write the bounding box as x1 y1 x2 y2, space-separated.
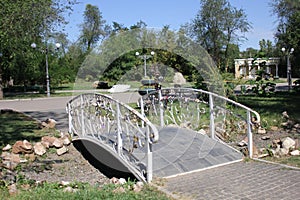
67 93 159 182
140 88 261 158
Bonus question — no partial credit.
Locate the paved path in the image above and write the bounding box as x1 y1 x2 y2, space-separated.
0 92 140 131
150 127 242 178
162 160 300 200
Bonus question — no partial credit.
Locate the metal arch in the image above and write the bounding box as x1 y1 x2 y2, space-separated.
67 93 159 182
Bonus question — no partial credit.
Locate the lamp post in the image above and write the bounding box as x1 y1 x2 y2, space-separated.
31 42 61 97
135 51 155 78
281 47 294 90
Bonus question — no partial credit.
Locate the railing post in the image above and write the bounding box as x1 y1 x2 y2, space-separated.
116 103 123 155
158 89 164 127
140 97 145 128
146 125 153 182
67 103 72 135
80 94 86 136
247 111 253 158
209 94 215 139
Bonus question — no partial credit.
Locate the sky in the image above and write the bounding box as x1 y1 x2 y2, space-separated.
65 0 278 51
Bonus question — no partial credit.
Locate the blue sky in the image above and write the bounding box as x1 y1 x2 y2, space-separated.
65 0 278 51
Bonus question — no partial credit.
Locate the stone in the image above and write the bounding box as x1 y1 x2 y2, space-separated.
61 136 71 146
279 148 289 156
198 129 206 135
110 177 119 184
261 136 270 140
180 121 191 128
12 141 33 154
33 142 47 156
24 153 36 162
173 72 186 86
10 153 21 164
281 120 295 129
257 128 266 134
53 138 64 148
41 136 56 147
41 118 57 129
56 146 68 156
293 123 300 129
290 150 300 156
238 136 248 147
282 111 289 119
8 183 18 195
60 181 70 186
270 126 279 131
1 153 20 170
2 144 12 151
282 137 296 150
118 178 126 185
41 141 50 149
133 181 144 192
63 186 78 193
272 139 281 148
22 140 32 151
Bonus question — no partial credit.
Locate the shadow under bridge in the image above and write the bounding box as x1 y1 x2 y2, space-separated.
67 88 260 183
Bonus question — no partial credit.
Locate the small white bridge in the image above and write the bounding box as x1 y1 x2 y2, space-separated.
67 88 260 183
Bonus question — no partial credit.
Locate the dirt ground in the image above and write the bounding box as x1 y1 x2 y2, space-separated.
20 143 110 186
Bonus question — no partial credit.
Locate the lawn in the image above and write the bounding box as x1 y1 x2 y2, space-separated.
236 91 300 128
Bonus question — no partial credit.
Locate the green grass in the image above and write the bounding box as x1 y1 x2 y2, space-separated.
0 110 59 148
236 91 300 128
0 181 171 200
264 155 300 168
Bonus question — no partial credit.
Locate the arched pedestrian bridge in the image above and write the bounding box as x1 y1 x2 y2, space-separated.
67 88 260 183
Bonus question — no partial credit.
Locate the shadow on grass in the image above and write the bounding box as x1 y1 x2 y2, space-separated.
0 109 44 148
237 91 300 122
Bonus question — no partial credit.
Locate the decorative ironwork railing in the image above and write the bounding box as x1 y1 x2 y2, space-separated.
139 88 261 158
66 93 159 183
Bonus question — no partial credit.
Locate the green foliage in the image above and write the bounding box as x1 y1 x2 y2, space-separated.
272 0 300 77
0 0 78 96
79 4 108 51
188 0 251 69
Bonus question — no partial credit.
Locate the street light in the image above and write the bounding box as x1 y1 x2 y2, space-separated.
135 51 155 78
31 42 61 97
281 47 294 90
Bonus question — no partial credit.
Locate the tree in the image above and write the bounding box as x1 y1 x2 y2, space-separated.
79 4 107 52
0 0 77 98
272 0 300 77
188 0 251 70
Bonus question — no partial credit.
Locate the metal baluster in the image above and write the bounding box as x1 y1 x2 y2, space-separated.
247 111 253 158
209 94 215 139
146 125 153 182
116 103 123 155
158 90 164 127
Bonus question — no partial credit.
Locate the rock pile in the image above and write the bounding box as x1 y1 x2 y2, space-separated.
266 137 300 157
109 177 144 193
1 133 71 171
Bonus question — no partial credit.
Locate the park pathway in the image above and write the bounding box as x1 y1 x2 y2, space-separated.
161 160 300 200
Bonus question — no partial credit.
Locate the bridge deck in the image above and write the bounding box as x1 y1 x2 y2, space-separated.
136 127 243 178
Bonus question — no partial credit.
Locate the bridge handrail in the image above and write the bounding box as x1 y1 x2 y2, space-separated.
141 87 261 158
66 93 159 182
